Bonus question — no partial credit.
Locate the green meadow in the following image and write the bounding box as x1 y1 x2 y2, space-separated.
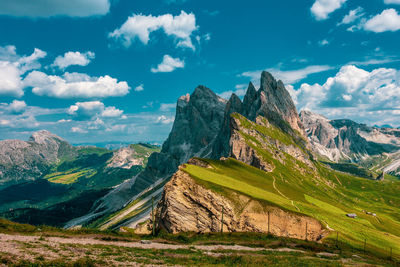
182 113 400 260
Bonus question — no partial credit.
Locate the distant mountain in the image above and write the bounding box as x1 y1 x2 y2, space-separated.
0 130 76 188
300 110 400 176
0 133 159 226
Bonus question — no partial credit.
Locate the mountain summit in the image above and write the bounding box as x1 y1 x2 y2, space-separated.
244 71 305 136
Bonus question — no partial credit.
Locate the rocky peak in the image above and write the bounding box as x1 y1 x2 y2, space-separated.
29 130 66 145
300 110 329 125
260 71 278 91
258 71 305 136
161 85 226 163
241 72 306 137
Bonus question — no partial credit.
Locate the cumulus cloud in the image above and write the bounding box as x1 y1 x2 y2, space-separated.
0 46 46 97
151 55 184 73
3 100 27 114
156 115 174 124
0 61 24 97
102 106 124 118
311 0 347 20
134 84 144 92
52 51 95 70
338 7 365 25
242 65 333 85
24 71 130 98
0 0 110 18
109 11 198 50
68 101 124 120
291 65 400 126
363 9 400 32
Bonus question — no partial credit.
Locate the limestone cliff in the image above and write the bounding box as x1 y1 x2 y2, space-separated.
154 161 324 241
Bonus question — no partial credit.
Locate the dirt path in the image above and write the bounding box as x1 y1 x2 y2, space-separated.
0 233 307 253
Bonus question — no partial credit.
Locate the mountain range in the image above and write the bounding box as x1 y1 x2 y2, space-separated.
0 133 159 226
1 71 400 258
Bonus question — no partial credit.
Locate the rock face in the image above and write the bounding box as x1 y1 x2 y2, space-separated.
66 86 227 227
162 86 227 162
106 144 158 169
244 72 305 136
156 163 323 241
0 130 75 188
300 110 400 163
229 116 275 172
68 71 311 229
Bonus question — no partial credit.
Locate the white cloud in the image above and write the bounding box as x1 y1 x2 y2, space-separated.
159 103 176 111
319 39 330 46
105 124 127 132
384 0 400 4
156 115 174 124
364 9 400 32
347 57 400 66
292 65 400 126
0 0 110 18
24 71 130 98
311 0 347 20
134 84 144 92
0 114 39 129
241 65 333 84
0 61 24 97
151 55 184 73
338 7 364 25
102 106 124 118
68 101 124 120
52 51 95 70
3 100 27 114
109 11 198 50
0 46 46 97
71 127 88 134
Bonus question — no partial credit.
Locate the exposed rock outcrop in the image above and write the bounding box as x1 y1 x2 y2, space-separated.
155 166 324 241
300 110 400 165
0 130 75 188
243 72 306 137
229 116 274 172
106 145 156 169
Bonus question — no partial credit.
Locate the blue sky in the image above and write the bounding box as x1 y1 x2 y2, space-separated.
1 0 400 143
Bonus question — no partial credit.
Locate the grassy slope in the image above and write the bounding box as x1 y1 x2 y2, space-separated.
182 113 400 260
44 144 159 186
0 144 159 227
